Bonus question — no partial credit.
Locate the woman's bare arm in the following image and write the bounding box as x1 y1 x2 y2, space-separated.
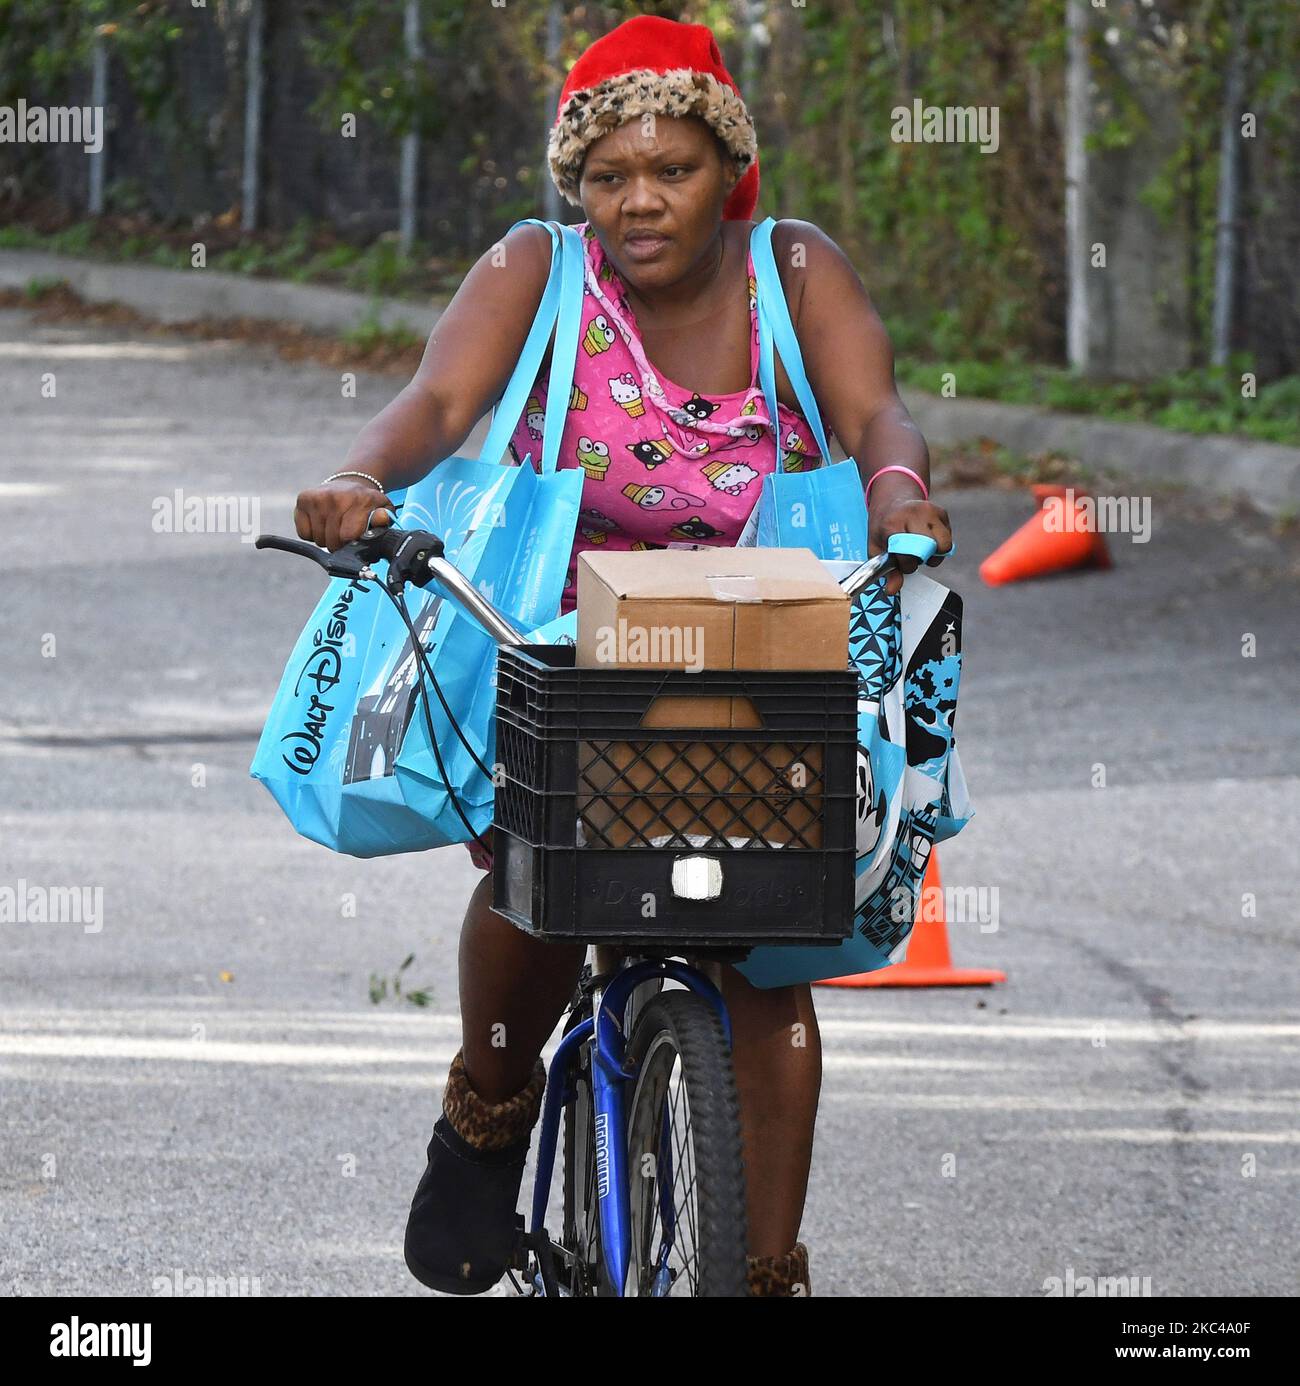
773 219 952 592
294 221 556 551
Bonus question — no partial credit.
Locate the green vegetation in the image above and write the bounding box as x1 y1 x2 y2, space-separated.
0 217 459 300
2 1 1296 367
368 954 434 1009
932 440 1082 487
893 357 1300 446
2 3 1295 444
341 316 425 355
21 275 68 300
5 215 1295 444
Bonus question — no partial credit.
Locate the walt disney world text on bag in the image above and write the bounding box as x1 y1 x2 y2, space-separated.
736 217 973 987
249 219 586 857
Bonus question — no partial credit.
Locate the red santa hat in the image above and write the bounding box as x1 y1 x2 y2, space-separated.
547 14 760 222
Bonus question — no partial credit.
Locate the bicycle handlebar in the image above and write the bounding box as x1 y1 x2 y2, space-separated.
254 521 532 644
833 531 955 600
254 520 951 649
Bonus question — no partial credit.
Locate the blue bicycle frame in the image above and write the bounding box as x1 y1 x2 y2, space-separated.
502 537 945 1295
528 958 733 1296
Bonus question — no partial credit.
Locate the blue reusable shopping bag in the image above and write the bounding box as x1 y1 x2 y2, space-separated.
250 218 586 857
735 218 973 987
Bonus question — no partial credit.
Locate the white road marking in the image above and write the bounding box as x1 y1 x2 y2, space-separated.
0 481 65 497
1019 1128 1300 1145
0 342 213 360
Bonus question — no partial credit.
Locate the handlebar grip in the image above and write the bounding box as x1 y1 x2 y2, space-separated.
886 532 954 563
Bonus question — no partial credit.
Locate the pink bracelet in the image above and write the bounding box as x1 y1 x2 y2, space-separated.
865 465 929 503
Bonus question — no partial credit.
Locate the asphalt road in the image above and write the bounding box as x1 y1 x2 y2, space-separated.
1 306 1297 1298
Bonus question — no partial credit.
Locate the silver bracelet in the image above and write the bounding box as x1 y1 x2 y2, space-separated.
320 469 386 491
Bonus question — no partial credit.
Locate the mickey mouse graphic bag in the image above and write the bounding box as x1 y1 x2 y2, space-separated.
735 220 973 988
250 219 586 857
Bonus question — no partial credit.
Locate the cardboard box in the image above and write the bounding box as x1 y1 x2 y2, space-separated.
576 546 849 686
574 548 848 849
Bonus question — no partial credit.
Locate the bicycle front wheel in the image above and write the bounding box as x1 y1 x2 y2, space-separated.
560 998 608 1297
624 990 749 1297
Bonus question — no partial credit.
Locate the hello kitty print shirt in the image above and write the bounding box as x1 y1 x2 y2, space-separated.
506 220 829 615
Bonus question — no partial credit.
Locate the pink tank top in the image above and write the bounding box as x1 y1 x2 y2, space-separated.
506 220 830 615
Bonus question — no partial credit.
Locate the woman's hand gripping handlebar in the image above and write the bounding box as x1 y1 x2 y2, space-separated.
255 510 532 647
833 531 954 602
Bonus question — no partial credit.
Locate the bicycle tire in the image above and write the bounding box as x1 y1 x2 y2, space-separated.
559 1001 608 1297
623 990 749 1297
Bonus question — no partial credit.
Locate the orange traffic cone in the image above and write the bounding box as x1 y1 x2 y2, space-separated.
979 483 1111 586
816 851 1006 988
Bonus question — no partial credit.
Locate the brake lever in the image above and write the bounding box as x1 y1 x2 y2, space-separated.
254 533 370 580
253 524 448 589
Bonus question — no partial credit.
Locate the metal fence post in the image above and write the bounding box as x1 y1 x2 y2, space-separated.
241 0 265 234
87 27 109 216
1211 3 1248 368
399 0 422 254
1064 0 1091 373
542 0 562 223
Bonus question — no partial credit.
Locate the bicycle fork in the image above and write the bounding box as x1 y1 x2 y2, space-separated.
528 959 732 1296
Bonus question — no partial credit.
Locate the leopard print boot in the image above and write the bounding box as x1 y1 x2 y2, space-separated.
746 1242 811 1296
403 1048 547 1294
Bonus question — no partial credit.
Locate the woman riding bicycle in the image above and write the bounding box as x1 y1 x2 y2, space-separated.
292 15 953 1297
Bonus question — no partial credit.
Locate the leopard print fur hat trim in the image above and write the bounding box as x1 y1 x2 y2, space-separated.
547 15 760 221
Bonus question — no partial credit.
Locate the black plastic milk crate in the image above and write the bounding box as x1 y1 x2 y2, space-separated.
491 644 859 950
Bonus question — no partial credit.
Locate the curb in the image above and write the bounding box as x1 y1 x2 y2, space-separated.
3 248 1297 517
900 391 1300 518
0 248 439 337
